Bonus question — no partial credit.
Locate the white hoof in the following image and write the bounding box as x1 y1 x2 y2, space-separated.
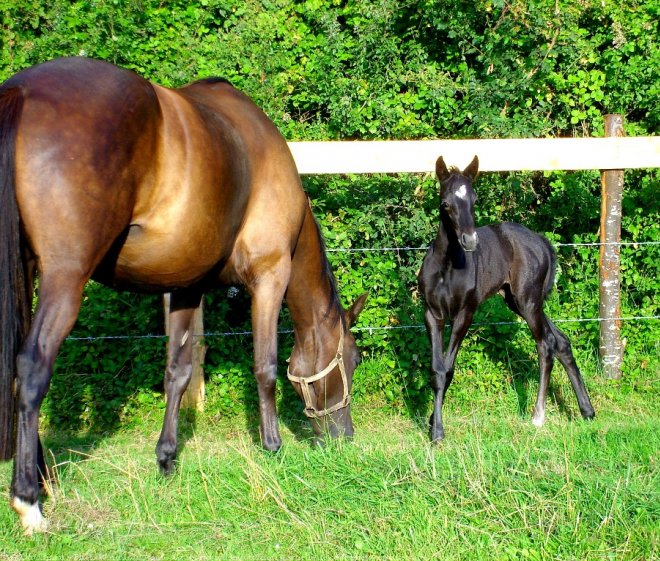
531 414 545 428
11 497 48 536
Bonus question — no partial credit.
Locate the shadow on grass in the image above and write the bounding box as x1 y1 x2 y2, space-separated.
40 406 199 506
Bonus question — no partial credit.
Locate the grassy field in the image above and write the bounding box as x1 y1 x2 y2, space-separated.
0 376 657 561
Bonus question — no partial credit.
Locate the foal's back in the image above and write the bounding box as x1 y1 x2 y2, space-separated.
476 222 556 302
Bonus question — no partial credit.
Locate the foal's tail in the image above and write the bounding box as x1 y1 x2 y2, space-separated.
0 87 31 460
542 235 558 300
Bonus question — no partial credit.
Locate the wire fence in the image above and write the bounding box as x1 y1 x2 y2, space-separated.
65 240 660 342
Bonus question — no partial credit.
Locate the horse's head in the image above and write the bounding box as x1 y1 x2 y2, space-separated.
287 293 367 443
436 155 480 252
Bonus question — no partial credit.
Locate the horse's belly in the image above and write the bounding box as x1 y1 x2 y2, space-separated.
107 224 226 290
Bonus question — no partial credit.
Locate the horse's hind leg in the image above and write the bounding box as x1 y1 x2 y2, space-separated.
156 290 202 475
11 275 84 535
513 301 556 427
547 320 595 420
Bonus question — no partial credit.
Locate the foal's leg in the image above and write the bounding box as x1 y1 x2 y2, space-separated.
156 290 201 475
424 308 447 442
11 276 84 535
516 303 555 427
426 307 474 442
547 320 595 420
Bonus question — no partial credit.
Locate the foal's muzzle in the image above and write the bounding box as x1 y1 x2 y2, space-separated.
460 231 478 252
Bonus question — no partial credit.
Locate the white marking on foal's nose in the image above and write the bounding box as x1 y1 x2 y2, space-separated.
462 231 479 251
456 184 468 200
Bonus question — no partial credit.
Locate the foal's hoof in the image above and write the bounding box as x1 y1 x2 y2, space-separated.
582 408 596 420
531 414 545 428
157 455 177 476
429 414 445 443
12 497 48 536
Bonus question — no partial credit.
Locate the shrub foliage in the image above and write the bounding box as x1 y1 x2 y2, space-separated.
1 0 657 430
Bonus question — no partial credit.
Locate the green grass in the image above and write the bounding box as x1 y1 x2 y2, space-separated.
0 382 658 561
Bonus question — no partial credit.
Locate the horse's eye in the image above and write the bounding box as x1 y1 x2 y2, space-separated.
441 200 449 209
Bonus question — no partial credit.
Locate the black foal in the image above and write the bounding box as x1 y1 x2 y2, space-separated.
418 155 595 442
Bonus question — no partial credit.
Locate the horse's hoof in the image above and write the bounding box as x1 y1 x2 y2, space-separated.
429 414 445 443
582 409 596 420
261 437 282 453
12 497 48 536
430 431 445 444
531 414 545 427
157 456 176 476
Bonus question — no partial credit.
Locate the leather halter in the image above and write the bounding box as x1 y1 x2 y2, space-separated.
286 324 351 418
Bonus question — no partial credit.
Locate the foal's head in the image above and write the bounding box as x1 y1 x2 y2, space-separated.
436 155 480 252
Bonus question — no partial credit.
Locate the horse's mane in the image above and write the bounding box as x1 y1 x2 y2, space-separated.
309 211 345 329
191 77 233 87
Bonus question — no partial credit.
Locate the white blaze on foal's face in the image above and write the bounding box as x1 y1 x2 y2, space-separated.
455 184 468 200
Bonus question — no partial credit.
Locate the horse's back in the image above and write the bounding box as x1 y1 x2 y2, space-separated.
484 222 556 296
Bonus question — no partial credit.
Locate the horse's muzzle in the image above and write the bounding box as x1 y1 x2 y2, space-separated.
461 231 479 252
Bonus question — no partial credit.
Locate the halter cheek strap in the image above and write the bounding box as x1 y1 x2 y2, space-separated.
286 325 351 418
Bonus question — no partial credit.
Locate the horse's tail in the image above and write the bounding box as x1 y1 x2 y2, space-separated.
0 86 31 460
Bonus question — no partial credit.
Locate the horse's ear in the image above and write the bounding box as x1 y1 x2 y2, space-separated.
463 155 479 182
345 292 368 327
435 156 451 184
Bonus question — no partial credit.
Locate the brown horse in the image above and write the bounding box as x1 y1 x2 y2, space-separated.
0 57 366 534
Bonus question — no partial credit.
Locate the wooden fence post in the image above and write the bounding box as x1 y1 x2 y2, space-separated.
599 114 625 380
163 294 206 410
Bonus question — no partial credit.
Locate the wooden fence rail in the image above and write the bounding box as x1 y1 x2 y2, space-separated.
288 135 660 174
172 120 660 407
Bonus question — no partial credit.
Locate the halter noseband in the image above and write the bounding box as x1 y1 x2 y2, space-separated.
286 324 351 418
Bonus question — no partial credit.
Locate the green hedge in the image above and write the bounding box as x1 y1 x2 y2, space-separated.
1 0 657 430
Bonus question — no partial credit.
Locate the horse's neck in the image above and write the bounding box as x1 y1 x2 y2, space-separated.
433 213 463 264
285 206 341 373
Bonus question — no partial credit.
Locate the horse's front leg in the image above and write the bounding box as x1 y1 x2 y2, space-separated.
428 307 475 443
12 279 83 535
249 268 289 452
424 308 448 442
156 290 201 475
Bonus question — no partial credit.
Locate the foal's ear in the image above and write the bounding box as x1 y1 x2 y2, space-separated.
435 156 451 184
463 155 479 182
345 293 368 327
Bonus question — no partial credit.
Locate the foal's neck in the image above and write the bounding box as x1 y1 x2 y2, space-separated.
434 212 464 264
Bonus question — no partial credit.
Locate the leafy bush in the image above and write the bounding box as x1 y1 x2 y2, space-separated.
1 0 657 430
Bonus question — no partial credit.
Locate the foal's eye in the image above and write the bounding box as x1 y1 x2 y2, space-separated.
441 200 449 209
